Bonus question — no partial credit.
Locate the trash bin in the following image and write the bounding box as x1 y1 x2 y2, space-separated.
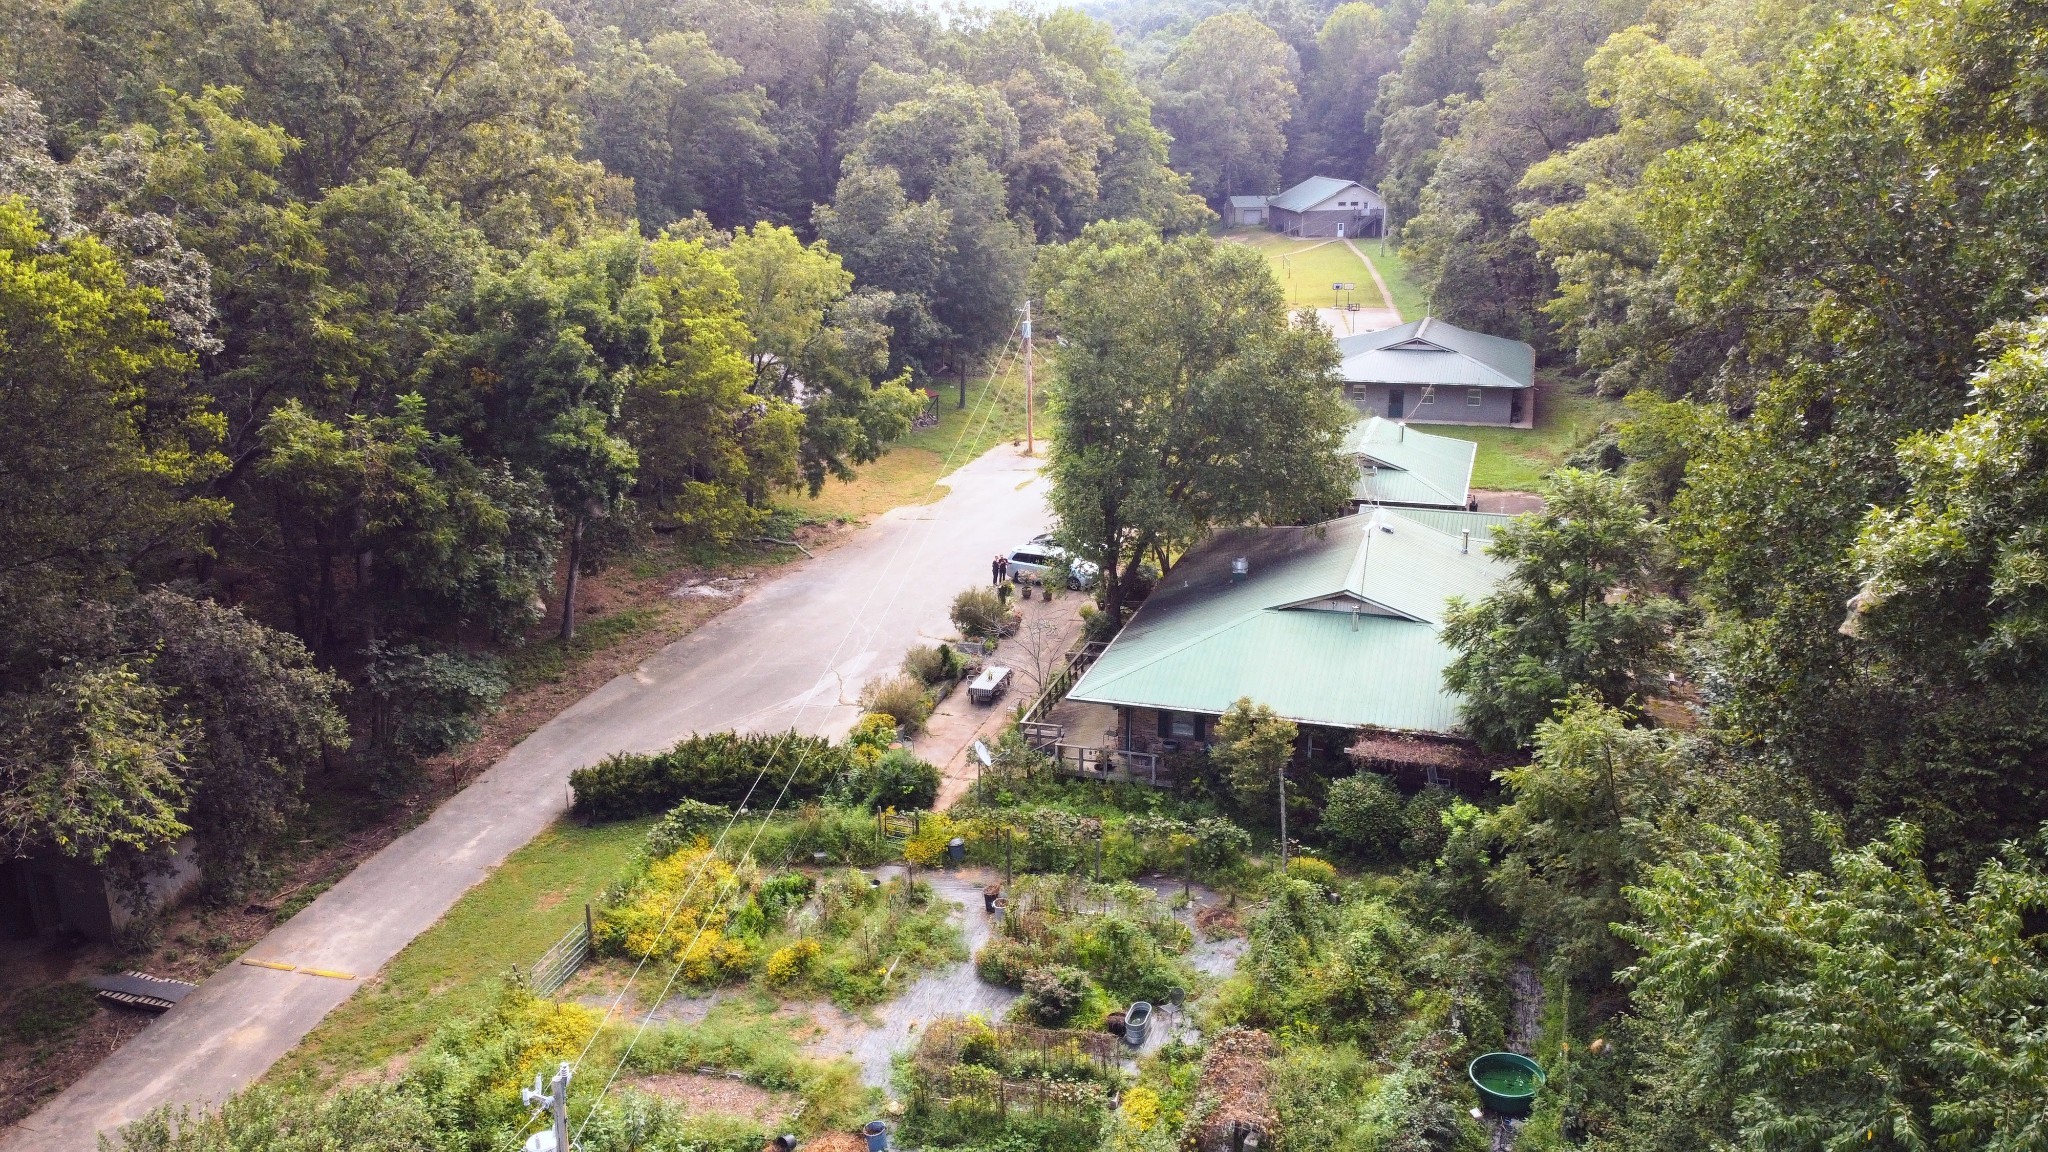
947 837 965 865
864 1120 891 1150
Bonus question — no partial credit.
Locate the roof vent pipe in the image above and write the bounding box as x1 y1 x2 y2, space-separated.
1460 529 1471 555
1231 557 1249 583
1399 423 1406 441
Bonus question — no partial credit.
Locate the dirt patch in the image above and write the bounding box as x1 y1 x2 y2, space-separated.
628 1070 796 1123
1470 490 1546 514
1195 905 1242 940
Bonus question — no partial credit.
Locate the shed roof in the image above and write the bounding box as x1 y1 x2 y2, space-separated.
1343 416 1475 508
1227 195 1270 208
1269 176 1376 214
1336 316 1535 390
1066 506 1508 733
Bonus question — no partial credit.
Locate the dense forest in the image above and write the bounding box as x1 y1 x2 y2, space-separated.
0 0 1209 891
4 0 2048 1145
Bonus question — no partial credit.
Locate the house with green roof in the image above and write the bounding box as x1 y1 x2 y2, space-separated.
1061 504 1509 773
1344 415 1475 510
1337 316 1535 428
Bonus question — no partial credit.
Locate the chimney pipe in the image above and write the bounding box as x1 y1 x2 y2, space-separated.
1231 557 1249 583
1460 529 1471 554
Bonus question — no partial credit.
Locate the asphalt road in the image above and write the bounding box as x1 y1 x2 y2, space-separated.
5 443 1051 1152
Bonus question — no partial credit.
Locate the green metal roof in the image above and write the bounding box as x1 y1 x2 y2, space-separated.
1067 507 1508 734
1336 317 1536 390
1343 416 1475 508
1268 176 1377 214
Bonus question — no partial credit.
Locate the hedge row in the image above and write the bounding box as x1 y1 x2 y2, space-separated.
569 730 849 821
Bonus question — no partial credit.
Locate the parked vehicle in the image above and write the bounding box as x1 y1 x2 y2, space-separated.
1005 542 1098 588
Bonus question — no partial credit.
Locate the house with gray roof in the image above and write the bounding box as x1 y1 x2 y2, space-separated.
1226 177 1386 237
1344 416 1476 510
1336 316 1536 428
1060 505 1509 778
1227 195 1269 227
1266 176 1385 238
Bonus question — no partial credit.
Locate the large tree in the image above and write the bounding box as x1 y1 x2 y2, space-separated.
1154 12 1300 203
425 232 658 640
1442 468 1680 751
1036 222 1353 623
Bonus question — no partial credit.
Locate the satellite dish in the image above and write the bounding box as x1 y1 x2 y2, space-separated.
973 740 993 767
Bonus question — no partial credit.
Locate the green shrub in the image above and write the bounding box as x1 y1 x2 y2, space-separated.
951 587 1011 638
1401 787 1458 862
836 747 940 811
1020 964 1094 1024
1285 856 1339 888
645 798 733 857
362 642 507 784
903 642 964 686
1321 774 1406 863
859 674 933 734
569 730 847 820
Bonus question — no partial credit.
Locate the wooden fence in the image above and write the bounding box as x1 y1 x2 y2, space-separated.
532 905 593 997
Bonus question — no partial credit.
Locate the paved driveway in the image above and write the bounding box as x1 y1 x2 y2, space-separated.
5 444 1051 1152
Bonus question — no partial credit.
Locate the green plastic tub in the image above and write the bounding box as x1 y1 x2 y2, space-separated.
1468 1052 1544 1117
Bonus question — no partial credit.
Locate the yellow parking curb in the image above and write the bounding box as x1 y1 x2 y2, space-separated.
240 958 296 972
298 968 356 980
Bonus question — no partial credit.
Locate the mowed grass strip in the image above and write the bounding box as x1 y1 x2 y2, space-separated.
1359 241 1428 325
268 816 655 1089
1427 383 1621 490
785 351 1042 522
1219 228 1385 310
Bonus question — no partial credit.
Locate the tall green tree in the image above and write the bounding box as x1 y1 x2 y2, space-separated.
1154 12 1301 202
1617 820 2048 1150
427 233 658 640
626 234 803 540
723 223 922 493
1213 697 1299 814
1484 696 1689 976
0 199 224 620
1036 222 1353 622
1442 468 1679 751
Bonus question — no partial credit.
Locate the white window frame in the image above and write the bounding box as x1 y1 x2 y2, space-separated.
1419 385 1437 405
1467 387 1484 407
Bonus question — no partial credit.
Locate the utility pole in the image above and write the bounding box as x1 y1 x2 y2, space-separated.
1021 299 1035 455
1278 765 1288 872
522 1062 572 1152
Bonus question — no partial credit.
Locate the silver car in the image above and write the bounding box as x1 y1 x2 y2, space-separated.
1006 541 1098 588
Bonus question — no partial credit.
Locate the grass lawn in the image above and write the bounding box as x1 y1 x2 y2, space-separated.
1219 227 1386 311
269 816 655 1089
1360 240 1429 324
1428 381 1621 490
784 352 1041 522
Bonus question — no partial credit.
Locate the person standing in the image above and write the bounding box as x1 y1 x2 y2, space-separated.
992 554 1004 586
